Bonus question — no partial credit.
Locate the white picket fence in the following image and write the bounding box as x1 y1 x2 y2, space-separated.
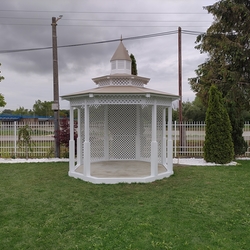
174 121 250 158
0 121 54 158
0 121 249 158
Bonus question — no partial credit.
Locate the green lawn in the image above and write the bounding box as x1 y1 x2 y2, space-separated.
1 161 250 249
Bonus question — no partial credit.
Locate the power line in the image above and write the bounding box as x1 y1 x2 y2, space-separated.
0 29 204 54
0 30 177 54
0 16 211 23
182 29 204 36
0 9 209 14
0 23 211 28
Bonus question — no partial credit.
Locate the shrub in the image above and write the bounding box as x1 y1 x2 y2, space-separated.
204 85 234 164
18 125 33 160
56 117 77 157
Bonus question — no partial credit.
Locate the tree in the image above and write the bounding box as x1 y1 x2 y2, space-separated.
60 109 70 118
130 54 138 75
18 125 33 160
189 0 250 155
204 85 234 164
171 97 207 122
0 63 6 107
1 109 14 115
189 0 250 110
33 100 53 116
182 96 206 121
13 106 32 116
227 102 248 156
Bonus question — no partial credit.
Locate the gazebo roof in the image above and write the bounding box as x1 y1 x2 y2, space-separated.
92 74 150 85
110 40 131 62
61 85 179 100
61 39 179 102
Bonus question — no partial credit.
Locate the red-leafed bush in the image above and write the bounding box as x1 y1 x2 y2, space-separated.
55 117 77 157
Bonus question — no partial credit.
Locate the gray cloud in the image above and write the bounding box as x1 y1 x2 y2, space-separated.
0 0 216 110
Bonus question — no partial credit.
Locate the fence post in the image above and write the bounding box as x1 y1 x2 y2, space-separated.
174 121 177 158
14 121 17 158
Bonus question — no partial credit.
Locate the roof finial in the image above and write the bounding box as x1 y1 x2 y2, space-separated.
120 35 122 41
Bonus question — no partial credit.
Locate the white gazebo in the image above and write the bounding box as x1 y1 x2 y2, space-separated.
62 40 179 184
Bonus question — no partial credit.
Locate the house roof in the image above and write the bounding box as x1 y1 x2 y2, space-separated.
61 85 179 100
110 40 131 62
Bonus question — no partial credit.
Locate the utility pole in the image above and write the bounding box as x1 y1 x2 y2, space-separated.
178 27 183 150
51 15 62 158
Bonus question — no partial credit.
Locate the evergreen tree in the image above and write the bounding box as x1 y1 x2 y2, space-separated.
189 0 250 110
204 85 234 164
227 102 248 156
0 63 6 107
189 0 250 155
130 54 138 75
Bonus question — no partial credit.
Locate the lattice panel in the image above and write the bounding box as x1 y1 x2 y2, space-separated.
89 105 105 160
140 105 152 160
95 95 143 105
112 78 130 85
108 105 137 159
157 107 164 162
97 79 110 87
79 103 164 164
131 80 144 87
80 108 85 158
70 96 171 107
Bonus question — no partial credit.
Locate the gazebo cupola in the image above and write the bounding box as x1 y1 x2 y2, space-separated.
110 39 131 75
62 39 179 184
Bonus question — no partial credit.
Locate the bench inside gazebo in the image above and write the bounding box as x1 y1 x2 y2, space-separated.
62 39 179 184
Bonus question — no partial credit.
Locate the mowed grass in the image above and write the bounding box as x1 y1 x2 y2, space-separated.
1 161 250 249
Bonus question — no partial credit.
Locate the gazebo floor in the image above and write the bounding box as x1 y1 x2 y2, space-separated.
75 160 168 178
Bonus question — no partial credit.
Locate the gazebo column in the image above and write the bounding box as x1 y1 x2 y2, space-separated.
167 106 173 173
69 106 75 172
151 102 158 177
104 105 109 160
136 105 140 160
83 104 91 176
162 108 166 166
77 108 83 166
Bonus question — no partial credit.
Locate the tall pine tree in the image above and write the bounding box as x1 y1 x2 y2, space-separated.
204 85 234 164
130 54 138 75
189 0 250 156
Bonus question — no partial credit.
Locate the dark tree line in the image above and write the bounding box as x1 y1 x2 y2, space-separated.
1 100 70 117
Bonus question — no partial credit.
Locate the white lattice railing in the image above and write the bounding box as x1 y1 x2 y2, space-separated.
0 121 250 158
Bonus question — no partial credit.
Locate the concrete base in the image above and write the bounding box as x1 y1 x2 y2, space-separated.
69 160 173 184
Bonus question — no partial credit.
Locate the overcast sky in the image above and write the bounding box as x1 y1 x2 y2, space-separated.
0 0 217 111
